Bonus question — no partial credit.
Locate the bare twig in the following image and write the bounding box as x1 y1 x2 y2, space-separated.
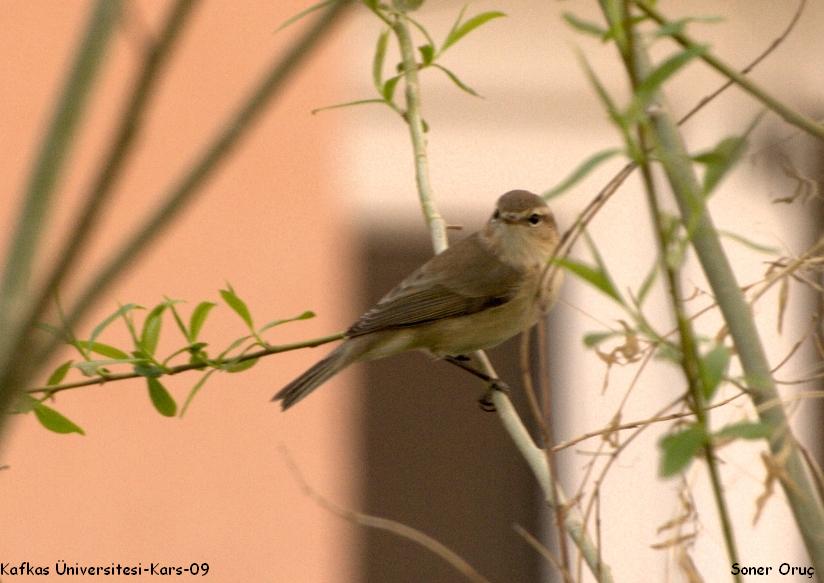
280 447 492 583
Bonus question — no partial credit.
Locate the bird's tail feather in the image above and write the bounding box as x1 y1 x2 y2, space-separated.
273 345 350 410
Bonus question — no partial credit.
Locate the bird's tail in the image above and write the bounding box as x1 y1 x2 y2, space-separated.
273 344 352 410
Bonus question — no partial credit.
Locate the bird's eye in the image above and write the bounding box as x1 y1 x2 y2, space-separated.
527 213 542 225
493 209 501 220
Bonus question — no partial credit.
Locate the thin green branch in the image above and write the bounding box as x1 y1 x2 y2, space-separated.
390 13 448 254
388 7 613 581
634 0 824 142
27 333 344 396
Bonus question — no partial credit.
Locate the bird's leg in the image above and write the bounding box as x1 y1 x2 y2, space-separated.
442 355 510 412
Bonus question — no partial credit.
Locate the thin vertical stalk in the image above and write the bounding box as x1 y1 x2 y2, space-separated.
619 8 742 575
604 2 824 570
389 8 614 582
390 13 448 254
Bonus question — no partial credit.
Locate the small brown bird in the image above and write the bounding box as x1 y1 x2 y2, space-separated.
274 190 562 409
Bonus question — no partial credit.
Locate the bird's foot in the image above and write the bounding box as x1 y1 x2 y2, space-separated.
478 379 510 413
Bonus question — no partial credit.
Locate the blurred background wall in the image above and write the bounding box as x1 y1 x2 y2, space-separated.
0 1 822 582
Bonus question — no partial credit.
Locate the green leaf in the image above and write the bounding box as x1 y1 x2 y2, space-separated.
223 357 259 373
715 421 771 441
189 301 217 341
275 0 336 32
33 402 85 435
659 424 706 477
381 76 402 102
89 303 142 348
653 16 723 39
147 378 177 417
141 303 167 356
583 331 619 347
694 136 746 194
46 360 74 386
626 45 706 123
372 28 390 92
636 260 659 306
555 258 624 304
718 230 779 255
575 50 631 144
180 370 216 417
701 344 731 401
75 340 130 360
258 310 316 334
311 98 387 115
220 285 254 330
563 12 608 38
542 148 621 199
392 0 424 12
418 44 435 65
432 64 480 97
134 362 164 378
441 9 506 53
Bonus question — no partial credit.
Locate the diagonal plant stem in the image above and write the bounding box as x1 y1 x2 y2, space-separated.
38 0 354 365
23 0 200 360
389 8 614 583
610 4 824 572
617 6 742 575
0 0 124 437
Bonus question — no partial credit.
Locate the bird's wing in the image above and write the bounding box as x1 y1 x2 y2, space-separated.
347 233 522 337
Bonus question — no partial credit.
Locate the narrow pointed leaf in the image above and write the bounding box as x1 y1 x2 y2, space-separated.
147 377 176 417
311 98 387 115
141 303 167 356
90 303 141 346
432 64 480 97
189 301 217 341
46 360 74 386
33 402 85 435
627 45 706 122
75 341 130 360
258 310 316 334
542 148 620 199
220 285 254 330
715 421 771 441
442 10 506 53
372 28 390 91
659 424 706 477
701 344 731 401
555 258 623 304
563 12 608 38
275 0 336 32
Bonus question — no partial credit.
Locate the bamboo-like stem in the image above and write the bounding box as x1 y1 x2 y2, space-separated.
609 7 824 571
619 9 742 575
634 0 824 142
42 0 353 364
651 103 824 568
390 10 614 583
390 13 448 254
0 0 123 436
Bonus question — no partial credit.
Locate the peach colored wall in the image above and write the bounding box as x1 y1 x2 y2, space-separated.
0 2 358 581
